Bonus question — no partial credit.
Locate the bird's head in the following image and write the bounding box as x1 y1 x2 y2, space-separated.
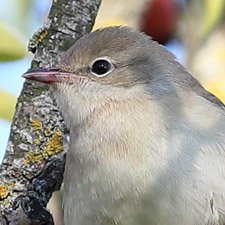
23 26 183 127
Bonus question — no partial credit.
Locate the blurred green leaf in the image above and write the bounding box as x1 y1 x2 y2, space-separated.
0 22 27 61
0 0 35 37
0 89 17 121
15 0 34 34
201 0 225 38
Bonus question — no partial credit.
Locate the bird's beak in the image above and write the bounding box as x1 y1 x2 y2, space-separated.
22 68 78 84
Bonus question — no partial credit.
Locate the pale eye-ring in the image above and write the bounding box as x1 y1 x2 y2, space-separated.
90 58 114 77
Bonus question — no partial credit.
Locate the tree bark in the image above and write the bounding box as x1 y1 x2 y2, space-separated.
0 0 101 224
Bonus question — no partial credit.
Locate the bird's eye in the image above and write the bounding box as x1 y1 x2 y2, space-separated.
91 58 114 77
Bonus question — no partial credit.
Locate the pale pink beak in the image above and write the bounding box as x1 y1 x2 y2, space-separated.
22 68 78 84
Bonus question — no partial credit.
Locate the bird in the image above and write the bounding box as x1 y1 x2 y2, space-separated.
23 26 225 225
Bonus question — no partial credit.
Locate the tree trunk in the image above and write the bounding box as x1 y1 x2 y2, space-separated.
0 0 101 224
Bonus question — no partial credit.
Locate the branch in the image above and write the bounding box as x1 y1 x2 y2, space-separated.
0 0 101 224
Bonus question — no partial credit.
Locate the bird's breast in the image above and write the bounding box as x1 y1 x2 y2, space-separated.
62 91 225 225
63 97 165 225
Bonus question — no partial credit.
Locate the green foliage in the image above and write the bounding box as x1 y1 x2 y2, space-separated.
0 89 17 121
0 0 35 61
201 0 225 38
0 22 27 61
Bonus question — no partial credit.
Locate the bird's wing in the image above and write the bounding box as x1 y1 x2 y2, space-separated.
206 207 225 225
194 83 225 109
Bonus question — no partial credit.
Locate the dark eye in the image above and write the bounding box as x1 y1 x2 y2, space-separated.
91 59 113 77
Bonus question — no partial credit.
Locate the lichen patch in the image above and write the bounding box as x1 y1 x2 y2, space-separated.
0 183 15 200
0 185 9 200
44 131 63 156
24 131 63 165
24 151 44 165
31 118 43 130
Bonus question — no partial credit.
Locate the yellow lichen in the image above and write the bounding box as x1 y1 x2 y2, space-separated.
2 200 9 205
24 151 44 165
44 131 63 156
35 29 48 44
31 118 43 130
24 130 63 165
0 185 9 200
39 135 44 141
34 139 41 145
44 127 51 136
10 182 15 188
24 160 29 165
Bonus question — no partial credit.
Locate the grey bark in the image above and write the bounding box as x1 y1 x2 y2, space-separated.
0 0 101 224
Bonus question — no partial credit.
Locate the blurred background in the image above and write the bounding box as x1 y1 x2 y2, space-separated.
0 0 225 224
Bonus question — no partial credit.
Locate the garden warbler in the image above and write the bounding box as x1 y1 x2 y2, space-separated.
23 26 225 225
